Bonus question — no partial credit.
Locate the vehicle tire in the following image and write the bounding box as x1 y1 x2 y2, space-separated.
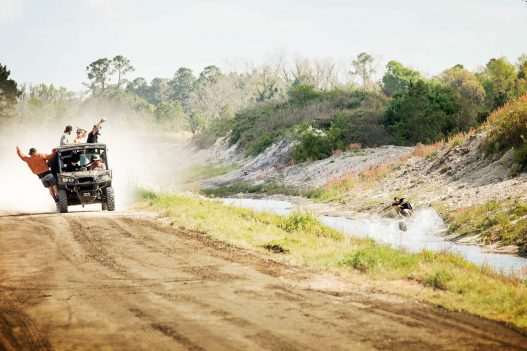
58 189 68 213
105 187 115 211
101 202 107 211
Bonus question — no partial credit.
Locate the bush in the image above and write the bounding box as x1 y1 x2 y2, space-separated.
340 250 378 272
193 115 234 148
483 94 527 169
292 126 334 162
446 200 527 252
424 270 452 290
228 89 390 157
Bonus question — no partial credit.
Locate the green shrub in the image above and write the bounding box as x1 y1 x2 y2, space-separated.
424 270 452 290
279 212 320 232
193 115 234 148
483 94 527 169
228 89 390 157
340 250 378 272
445 200 527 252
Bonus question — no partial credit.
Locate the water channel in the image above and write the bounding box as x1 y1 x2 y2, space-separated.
221 198 527 279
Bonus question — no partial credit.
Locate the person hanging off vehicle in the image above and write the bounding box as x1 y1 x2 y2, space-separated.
16 146 58 203
392 197 413 217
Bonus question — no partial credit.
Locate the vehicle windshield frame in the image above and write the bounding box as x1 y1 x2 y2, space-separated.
57 145 109 173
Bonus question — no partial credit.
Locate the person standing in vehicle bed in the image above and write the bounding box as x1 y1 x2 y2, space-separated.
60 125 73 145
73 127 88 144
87 117 107 143
16 146 58 203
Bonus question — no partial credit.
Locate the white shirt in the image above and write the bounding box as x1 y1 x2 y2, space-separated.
60 133 72 145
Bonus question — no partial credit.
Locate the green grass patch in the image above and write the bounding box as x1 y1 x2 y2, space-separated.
188 162 239 181
439 200 527 253
483 94 527 170
201 181 303 198
140 190 527 328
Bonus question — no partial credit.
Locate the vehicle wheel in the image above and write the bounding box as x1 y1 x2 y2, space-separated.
105 187 115 211
58 189 68 213
101 202 107 211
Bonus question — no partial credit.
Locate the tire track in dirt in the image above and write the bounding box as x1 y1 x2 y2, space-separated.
1 212 527 350
0 298 51 351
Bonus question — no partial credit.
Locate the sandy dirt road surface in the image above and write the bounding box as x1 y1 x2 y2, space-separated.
1 211 526 351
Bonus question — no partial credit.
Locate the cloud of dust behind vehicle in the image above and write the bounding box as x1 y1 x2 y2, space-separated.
0 103 196 214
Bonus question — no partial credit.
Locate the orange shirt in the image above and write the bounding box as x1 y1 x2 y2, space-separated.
17 149 56 175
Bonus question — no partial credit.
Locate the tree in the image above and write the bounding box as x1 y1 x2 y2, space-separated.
381 60 421 96
16 83 78 124
126 77 150 100
516 53 527 70
383 80 461 144
170 67 196 105
0 63 21 118
255 66 280 102
154 101 188 130
150 78 171 104
440 65 485 128
196 65 222 87
515 61 527 98
478 57 517 110
351 52 376 90
187 110 206 134
111 55 135 89
86 58 111 94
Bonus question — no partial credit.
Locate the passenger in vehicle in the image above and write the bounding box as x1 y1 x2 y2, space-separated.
90 154 106 170
65 154 82 172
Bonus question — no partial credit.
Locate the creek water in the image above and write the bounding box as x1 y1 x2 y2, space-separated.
221 198 527 278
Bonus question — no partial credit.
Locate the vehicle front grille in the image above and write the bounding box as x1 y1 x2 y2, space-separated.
78 177 94 183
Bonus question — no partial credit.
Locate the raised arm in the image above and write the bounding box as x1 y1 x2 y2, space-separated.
92 117 107 134
16 146 29 162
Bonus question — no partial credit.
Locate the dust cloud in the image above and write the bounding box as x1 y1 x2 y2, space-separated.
0 104 197 214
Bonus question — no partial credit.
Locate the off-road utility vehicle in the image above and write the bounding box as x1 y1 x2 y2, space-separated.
55 143 115 213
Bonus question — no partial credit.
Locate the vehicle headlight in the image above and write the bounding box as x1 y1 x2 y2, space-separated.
97 172 111 182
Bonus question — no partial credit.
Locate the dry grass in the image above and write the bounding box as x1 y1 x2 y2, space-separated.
141 191 527 328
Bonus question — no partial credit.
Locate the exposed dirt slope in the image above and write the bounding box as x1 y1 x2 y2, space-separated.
201 137 413 189
1 211 527 350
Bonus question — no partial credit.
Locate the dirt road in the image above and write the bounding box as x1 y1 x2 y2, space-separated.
1 211 526 351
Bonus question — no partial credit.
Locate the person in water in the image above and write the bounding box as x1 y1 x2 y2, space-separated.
392 197 413 217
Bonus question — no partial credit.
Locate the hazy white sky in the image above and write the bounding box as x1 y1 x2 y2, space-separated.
1 0 526 90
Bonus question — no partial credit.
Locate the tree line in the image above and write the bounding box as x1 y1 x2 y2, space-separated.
1 52 526 152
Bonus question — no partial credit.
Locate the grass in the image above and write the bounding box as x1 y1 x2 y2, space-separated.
141 190 527 328
201 181 303 198
439 200 527 254
304 163 395 202
483 94 527 170
187 162 239 181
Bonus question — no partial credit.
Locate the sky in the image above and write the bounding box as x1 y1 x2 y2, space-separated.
1 0 526 91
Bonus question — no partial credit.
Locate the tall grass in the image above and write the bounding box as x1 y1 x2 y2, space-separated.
483 94 527 168
140 191 527 328
442 200 527 252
